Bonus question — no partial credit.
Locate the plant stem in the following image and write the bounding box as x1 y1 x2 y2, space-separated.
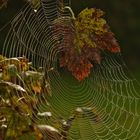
64 6 76 19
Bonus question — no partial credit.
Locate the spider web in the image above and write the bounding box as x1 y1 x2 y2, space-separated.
1 0 140 139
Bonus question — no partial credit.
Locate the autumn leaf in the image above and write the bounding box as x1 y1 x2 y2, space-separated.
31 81 42 93
52 8 121 81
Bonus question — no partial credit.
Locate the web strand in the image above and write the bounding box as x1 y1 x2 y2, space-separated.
1 0 140 139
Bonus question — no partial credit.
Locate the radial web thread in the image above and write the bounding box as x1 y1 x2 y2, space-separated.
2 0 140 139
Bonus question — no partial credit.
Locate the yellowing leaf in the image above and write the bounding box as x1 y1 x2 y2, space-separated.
31 82 42 93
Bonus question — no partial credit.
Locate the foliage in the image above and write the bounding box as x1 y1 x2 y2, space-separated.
0 55 101 139
53 8 120 81
0 55 51 139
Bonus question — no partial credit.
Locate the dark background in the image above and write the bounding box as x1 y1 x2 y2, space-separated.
0 0 140 76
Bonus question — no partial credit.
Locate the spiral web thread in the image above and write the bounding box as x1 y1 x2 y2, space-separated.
2 0 140 139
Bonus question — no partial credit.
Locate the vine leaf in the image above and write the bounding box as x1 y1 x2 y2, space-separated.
53 8 120 81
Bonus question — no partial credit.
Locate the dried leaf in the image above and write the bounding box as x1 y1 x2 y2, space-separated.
54 8 120 81
0 80 26 93
31 82 42 93
36 125 61 140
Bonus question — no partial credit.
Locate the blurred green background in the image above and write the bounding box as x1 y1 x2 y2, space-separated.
0 0 140 78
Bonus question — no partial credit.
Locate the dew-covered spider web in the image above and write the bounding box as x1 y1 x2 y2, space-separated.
1 0 140 139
